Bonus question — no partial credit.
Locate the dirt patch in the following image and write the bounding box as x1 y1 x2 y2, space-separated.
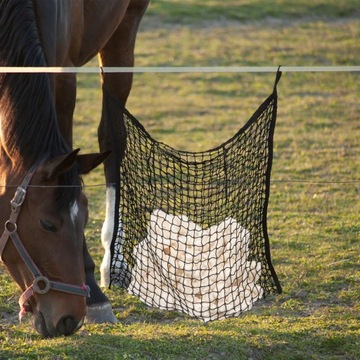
0 311 18 325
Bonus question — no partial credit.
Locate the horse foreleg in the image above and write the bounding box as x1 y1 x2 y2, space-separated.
54 73 76 146
98 0 149 288
83 239 117 324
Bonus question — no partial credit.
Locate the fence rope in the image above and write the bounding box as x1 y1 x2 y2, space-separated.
0 66 360 73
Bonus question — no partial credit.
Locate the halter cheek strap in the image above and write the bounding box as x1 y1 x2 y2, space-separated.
0 160 90 321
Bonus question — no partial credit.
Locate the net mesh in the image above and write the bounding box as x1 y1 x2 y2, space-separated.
108 72 282 321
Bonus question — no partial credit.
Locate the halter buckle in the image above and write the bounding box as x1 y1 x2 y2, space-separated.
4 220 17 234
33 276 51 295
10 187 26 213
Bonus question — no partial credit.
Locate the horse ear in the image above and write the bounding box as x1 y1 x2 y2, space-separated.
76 150 111 175
44 149 81 180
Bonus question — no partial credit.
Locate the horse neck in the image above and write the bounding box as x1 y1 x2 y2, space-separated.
0 0 68 169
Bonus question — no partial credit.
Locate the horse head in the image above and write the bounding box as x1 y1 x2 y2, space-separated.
0 149 109 337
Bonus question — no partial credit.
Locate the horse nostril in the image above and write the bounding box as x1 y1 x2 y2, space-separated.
57 316 80 336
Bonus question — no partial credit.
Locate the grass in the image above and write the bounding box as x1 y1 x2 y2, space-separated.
147 0 360 22
1 1 359 359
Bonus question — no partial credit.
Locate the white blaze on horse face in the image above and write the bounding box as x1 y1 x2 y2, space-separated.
70 200 79 224
100 186 115 287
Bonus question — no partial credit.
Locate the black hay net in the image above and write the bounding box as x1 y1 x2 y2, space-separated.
107 71 282 322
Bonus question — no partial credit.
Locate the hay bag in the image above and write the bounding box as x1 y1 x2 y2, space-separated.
106 70 282 322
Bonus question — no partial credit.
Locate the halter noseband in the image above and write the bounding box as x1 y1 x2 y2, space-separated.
0 160 90 321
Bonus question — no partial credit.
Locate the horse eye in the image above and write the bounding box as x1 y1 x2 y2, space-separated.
40 219 58 233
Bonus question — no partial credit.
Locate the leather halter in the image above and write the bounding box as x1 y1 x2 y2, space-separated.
0 160 90 320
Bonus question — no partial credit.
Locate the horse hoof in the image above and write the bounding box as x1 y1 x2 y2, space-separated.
85 302 118 324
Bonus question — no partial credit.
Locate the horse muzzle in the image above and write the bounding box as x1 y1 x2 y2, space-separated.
33 309 85 337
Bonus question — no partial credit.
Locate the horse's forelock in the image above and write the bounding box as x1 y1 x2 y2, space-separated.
55 170 83 213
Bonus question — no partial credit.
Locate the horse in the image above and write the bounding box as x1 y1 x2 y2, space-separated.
0 0 149 337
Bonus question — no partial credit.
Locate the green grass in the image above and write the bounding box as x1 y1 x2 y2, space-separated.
147 0 360 22
1 1 359 359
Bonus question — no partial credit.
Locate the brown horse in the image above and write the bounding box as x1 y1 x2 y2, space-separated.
0 0 149 337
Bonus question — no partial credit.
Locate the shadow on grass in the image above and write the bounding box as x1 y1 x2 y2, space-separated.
1 320 358 360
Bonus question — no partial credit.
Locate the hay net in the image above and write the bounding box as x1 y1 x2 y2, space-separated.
108 70 282 322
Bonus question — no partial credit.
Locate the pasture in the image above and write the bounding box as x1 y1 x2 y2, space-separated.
1 1 359 359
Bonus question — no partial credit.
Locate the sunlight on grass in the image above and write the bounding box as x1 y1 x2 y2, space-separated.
1 2 359 359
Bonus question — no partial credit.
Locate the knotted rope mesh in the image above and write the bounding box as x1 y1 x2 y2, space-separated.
108 71 282 321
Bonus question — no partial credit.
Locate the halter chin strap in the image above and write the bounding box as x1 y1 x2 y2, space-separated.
0 160 90 321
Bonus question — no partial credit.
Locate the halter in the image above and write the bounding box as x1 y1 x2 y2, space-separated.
0 160 90 321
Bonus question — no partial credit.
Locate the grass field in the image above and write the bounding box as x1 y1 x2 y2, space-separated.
1 1 359 359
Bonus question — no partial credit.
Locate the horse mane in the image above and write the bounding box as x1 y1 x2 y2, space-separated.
0 0 81 210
